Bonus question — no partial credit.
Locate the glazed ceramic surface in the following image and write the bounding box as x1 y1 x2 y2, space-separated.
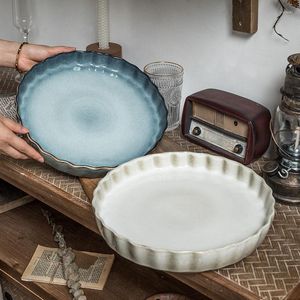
92 152 275 272
17 51 167 177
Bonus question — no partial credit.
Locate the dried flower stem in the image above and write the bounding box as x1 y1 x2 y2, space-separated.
41 209 87 300
273 0 289 41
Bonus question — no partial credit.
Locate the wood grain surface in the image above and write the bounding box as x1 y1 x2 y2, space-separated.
0 201 206 300
1 131 300 300
232 0 258 33
79 177 101 203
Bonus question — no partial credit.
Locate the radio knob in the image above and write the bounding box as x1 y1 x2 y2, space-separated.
192 126 201 136
233 144 243 154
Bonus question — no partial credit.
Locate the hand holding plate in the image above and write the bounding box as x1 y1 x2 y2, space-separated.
0 116 44 162
17 43 76 73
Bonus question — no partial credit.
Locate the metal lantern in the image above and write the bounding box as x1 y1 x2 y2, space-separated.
263 53 300 204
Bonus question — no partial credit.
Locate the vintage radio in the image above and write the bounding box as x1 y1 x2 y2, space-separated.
181 89 271 165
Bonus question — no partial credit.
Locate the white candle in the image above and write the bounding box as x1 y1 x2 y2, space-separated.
97 0 110 50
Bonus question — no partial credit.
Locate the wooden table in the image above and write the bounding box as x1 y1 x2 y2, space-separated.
0 129 300 300
1 67 300 300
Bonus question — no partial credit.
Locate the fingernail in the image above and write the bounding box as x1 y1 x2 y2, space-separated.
21 127 29 133
38 157 44 163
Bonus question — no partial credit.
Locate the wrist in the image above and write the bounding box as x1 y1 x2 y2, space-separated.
0 40 20 68
15 42 28 73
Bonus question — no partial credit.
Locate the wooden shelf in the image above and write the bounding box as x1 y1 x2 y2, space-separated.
1 129 300 300
0 201 205 300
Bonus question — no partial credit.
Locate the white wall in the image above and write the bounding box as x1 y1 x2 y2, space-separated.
1 0 300 114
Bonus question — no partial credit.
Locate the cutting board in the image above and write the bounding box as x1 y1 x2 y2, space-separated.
78 133 184 202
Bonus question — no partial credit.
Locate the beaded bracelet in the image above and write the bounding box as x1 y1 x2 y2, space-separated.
15 42 28 73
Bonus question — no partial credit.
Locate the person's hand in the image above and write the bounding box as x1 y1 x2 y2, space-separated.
17 43 76 72
0 116 44 162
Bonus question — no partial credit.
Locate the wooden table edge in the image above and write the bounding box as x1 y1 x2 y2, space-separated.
0 159 98 233
1 130 297 300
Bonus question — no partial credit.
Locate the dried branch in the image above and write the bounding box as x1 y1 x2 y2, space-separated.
41 209 87 300
273 0 289 42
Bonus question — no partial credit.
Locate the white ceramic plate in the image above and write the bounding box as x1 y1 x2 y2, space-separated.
92 152 275 272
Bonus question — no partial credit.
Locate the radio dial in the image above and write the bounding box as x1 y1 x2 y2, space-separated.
192 126 201 136
233 144 243 154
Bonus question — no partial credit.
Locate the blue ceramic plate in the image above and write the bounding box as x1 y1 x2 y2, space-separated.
17 51 167 177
